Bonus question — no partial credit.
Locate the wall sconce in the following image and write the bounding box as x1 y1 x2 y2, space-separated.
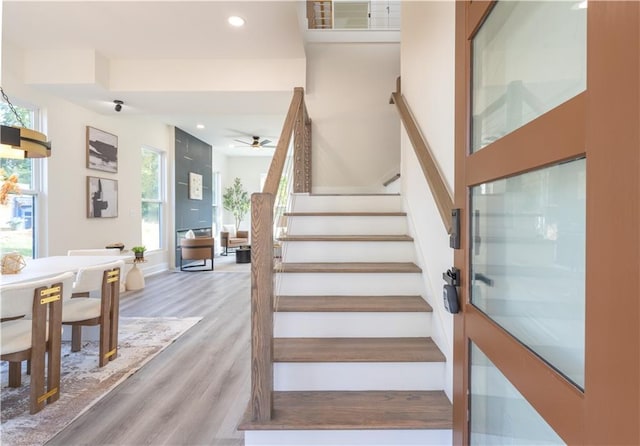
0 87 51 159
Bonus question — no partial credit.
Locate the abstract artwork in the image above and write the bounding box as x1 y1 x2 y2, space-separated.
86 126 118 173
189 172 203 200
87 176 118 218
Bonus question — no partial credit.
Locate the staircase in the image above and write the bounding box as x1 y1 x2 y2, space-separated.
240 193 452 446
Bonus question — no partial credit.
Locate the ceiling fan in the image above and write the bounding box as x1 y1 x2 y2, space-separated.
233 136 275 149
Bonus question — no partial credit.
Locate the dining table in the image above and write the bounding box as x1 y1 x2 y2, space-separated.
0 255 134 287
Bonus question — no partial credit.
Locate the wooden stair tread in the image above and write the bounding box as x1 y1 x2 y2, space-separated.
275 295 432 313
284 212 407 217
238 390 452 430
275 262 422 273
274 337 445 362
278 234 414 242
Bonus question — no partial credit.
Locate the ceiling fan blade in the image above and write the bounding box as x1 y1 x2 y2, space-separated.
233 139 252 146
259 139 272 146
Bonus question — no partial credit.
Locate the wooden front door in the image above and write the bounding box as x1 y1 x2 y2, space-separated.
453 1 639 444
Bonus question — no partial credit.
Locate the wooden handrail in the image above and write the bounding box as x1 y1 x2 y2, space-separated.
250 87 310 422
263 87 305 195
383 173 401 187
390 83 454 234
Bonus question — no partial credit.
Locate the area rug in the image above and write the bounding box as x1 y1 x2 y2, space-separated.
0 316 202 446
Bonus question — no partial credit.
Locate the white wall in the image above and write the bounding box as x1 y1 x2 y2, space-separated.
401 1 456 400
2 42 175 274
222 156 272 233
305 43 401 193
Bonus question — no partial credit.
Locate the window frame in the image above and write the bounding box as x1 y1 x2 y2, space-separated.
0 100 44 258
140 146 166 252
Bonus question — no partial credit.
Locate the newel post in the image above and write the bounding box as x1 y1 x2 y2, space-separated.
293 90 311 193
250 192 274 421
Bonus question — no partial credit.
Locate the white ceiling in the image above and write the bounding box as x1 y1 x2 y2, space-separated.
2 0 308 156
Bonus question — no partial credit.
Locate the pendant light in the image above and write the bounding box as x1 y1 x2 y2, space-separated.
0 87 51 159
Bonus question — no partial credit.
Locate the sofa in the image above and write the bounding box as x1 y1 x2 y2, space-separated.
220 227 249 255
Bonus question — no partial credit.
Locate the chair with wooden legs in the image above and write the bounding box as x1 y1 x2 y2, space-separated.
0 272 73 414
61 260 124 367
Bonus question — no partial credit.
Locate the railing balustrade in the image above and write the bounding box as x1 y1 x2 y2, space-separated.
306 0 400 31
250 87 311 421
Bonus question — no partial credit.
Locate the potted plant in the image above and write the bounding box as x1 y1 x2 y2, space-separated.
222 177 251 233
131 246 146 262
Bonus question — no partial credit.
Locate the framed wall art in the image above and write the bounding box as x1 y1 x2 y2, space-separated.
189 172 203 200
86 126 118 173
87 176 118 218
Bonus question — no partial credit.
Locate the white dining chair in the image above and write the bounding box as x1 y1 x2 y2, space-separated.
0 272 73 414
67 248 130 292
62 259 124 367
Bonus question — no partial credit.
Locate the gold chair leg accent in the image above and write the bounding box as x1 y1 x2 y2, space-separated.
37 387 58 404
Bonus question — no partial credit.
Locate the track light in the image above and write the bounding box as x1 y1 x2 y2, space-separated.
114 100 123 112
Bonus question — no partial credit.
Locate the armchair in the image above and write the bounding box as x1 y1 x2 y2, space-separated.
220 230 249 255
179 237 215 271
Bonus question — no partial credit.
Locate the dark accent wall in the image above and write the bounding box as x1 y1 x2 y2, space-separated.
174 127 212 265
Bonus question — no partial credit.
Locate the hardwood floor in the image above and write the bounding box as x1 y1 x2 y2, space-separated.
48 261 251 446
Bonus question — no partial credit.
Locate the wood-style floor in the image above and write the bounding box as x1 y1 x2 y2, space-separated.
48 258 251 446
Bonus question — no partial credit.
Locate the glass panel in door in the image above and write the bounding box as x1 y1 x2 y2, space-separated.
470 158 586 388
472 1 587 151
470 342 566 445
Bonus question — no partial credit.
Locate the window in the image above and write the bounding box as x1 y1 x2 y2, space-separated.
0 101 41 259
140 147 164 251
212 171 222 240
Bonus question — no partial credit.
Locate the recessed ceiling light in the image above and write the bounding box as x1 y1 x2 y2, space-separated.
196 124 205 129
228 16 245 27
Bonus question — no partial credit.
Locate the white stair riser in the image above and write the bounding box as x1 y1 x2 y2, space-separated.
245 429 452 446
281 241 415 263
276 273 424 296
287 216 407 236
274 312 431 337
291 194 403 213
274 362 445 391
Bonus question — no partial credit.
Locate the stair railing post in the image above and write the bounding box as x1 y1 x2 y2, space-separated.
250 192 274 421
293 89 312 193
303 105 312 193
